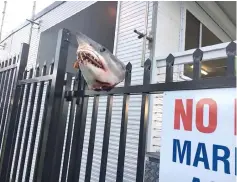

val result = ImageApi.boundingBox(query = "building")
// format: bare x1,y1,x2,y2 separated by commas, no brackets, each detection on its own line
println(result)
0,1,236,181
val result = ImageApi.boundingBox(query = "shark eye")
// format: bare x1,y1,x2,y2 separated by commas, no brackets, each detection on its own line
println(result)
100,47,106,52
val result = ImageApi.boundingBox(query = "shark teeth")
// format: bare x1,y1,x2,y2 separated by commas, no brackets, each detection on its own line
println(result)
79,51,104,69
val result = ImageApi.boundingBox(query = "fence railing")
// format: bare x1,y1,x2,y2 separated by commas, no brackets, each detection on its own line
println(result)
0,28,236,182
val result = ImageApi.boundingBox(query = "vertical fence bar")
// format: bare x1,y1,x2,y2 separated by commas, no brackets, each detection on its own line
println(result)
50,73,73,182
165,54,174,83
18,65,40,182
136,59,151,182
36,28,71,182
24,63,47,182
0,69,6,99
0,43,29,182
32,62,53,181
11,68,33,182
33,77,51,182
99,94,113,182
0,67,9,123
116,62,132,182
0,59,14,144
61,77,76,182
67,74,89,182
85,95,99,181
8,81,26,180
0,69,5,95
192,49,203,80
226,41,236,77
0,59,16,133
0,61,4,89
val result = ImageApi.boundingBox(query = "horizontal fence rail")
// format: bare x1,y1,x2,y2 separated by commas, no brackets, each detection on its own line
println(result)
0,27,236,182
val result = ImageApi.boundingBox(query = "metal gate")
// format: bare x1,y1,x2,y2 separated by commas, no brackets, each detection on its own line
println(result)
0,28,236,182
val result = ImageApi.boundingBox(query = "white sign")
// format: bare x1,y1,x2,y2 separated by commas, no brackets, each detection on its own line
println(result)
159,88,236,182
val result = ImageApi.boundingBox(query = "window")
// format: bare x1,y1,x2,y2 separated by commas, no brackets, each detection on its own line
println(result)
185,11,200,50
185,10,222,50
183,10,226,79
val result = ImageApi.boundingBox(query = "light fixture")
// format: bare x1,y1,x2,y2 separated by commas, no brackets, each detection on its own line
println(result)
190,65,208,75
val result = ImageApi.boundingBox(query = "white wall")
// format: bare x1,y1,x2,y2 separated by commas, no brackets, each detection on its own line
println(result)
150,1,182,152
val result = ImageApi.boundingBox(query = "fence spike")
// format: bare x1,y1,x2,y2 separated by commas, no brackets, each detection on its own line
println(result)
226,41,236,76
35,63,40,77
144,58,151,70
49,61,54,75
9,57,12,66
41,63,47,76
226,41,236,56
126,62,132,71
4,59,8,67
165,54,174,82
192,48,203,80
13,54,17,64
29,67,34,79
12,57,15,65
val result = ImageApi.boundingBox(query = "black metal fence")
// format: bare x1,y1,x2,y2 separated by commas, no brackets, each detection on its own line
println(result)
0,28,236,182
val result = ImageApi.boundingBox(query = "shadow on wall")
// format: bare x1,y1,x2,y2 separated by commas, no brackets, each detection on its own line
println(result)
36,1,117,74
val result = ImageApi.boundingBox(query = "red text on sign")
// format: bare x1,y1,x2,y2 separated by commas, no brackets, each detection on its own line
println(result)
174,98,217,133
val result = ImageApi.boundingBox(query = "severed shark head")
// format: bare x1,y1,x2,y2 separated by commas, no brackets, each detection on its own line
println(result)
73,32,126,91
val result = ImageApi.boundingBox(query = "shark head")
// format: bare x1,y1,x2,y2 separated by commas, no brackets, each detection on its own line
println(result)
73,32,126,91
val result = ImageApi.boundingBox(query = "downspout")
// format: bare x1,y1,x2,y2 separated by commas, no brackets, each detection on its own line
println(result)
141,2,149,67
147,1,158,152
28,1,36,45
0,1,7,42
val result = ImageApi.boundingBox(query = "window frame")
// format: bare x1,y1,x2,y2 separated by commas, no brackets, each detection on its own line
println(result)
179,1,231,52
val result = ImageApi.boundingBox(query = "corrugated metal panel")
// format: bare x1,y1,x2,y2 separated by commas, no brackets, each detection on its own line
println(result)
10,26,31,55
0,25,31,60
27,28,41,69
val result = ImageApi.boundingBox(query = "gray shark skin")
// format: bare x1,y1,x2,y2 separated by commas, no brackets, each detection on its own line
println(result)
73,32,126,91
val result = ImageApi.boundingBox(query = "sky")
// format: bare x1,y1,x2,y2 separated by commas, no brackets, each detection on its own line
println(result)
0,0,54,41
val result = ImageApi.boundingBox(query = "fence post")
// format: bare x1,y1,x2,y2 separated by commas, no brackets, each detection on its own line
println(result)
35,28,71,182
116,62,132,182
0,43,29,182
136,59,151,182
67,73,89,182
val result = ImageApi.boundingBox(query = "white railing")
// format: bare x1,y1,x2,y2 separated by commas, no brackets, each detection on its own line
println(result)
156,41,236,68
